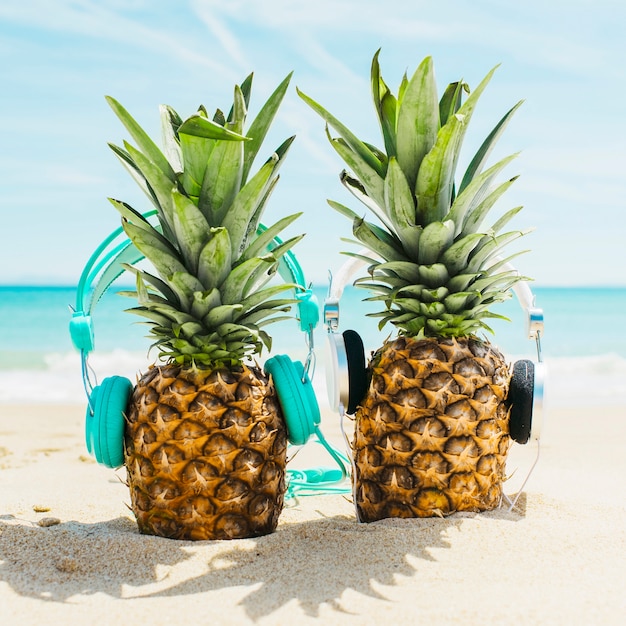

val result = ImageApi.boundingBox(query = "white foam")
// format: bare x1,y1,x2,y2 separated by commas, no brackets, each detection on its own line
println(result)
0,350,152,404
1,350,625,408
540,353,626,408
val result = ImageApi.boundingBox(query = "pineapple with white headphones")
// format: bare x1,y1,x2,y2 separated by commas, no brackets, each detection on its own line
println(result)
300,51,545,521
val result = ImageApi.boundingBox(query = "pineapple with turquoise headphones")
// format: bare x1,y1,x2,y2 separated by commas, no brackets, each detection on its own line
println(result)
70,73,348,542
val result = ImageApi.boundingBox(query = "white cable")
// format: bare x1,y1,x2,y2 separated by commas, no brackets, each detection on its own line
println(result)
338,403,362,523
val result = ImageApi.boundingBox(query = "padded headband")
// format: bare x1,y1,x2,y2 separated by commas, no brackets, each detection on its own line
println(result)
324,249,544,346
70,211,319,356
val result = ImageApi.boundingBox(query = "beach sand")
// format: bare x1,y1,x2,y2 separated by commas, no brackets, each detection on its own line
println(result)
1,400,625,625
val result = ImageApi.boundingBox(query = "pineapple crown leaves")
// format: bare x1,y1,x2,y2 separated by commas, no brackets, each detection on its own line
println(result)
298,51,532,339
106,72,304,368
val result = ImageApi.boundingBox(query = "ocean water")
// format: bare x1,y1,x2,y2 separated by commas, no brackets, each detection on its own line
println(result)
1,284,626,408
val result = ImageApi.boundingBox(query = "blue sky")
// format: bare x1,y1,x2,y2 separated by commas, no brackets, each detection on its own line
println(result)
1,0,625,287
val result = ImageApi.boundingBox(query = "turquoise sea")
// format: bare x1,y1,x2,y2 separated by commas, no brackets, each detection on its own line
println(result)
1,284,626,407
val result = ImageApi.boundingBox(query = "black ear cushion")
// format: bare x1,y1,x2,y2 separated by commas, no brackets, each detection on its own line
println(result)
508,359,535,445
342,330,367,415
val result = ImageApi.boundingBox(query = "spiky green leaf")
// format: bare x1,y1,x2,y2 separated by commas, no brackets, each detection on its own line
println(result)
229,73,253,121
199,128,245,225
463,176,519,235
327,199,361,222
445,152,518,235
460,100,523,193
416,65,498,224
121,263,180,305
353,217,406,262
467,229,531,273
439,81,468,127
177,113,249,142
178,131,215,198
190,288,222,320
374,261,421,283
371,49,398,157
242,72,293,184
221,256,275,305
204,304,243,328
159,104,183,172
383,157,420,254
122,142,177,233
417,220,455,264
120,220,186,283
106,96,176,183
328,131,385,207
223,136,295,257
240,213,302,262
168,272,205,311
197,227,232,291
440,233,484,275
108,143,157,206
396,56,439,192
171,189,211,273
340,170,395,232
418,263,450,288
490,206,524,234
297,87,384,176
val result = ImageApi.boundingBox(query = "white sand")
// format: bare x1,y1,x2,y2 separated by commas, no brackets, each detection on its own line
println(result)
1,401,625,625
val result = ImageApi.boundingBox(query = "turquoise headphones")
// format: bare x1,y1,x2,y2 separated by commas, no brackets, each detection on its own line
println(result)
69,212,349,498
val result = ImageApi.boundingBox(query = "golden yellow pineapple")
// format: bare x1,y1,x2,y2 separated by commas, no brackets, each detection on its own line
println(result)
299,52,530,520
107,73,301,539
355,336,510,519
126,364,287,540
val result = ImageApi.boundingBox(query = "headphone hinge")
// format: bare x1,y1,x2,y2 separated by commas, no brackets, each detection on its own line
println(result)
527,306,544,340
295,289,320,334
324,298,340,332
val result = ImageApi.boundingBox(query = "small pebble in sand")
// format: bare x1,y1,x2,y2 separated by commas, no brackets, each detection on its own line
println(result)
33,505,51,513
37,517,61,527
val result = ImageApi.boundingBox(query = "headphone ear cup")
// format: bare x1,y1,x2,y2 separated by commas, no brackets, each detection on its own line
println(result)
342,330,367,415
508,360,535,445
326,330,367,414
265,355,320,446
86,376,133,468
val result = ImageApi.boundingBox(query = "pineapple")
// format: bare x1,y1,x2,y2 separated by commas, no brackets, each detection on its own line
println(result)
298,52,530,521
106,73,302,540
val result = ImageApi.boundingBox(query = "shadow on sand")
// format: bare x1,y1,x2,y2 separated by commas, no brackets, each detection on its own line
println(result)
0,498,525,621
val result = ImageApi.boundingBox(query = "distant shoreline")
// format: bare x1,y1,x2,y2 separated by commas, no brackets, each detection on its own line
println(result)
2,284,626,290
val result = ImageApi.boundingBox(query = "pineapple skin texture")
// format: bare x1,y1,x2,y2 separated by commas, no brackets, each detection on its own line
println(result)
354,336,511,521
124,363,287,540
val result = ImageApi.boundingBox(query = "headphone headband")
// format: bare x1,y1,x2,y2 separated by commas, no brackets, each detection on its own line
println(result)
73,215,352,499
70,211,319,355
324,250,544,344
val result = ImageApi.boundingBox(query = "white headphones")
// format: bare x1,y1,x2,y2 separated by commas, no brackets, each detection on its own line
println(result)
323,251,545,446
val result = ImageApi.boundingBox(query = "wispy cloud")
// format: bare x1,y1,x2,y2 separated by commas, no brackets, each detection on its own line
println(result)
189,0,456,36
190,3,250,72
188,0,625,78
0,0,235,79
1,0,624,285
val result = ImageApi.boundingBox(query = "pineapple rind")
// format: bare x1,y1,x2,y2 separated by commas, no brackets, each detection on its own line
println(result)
354,336,511,521
125,363,287,540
